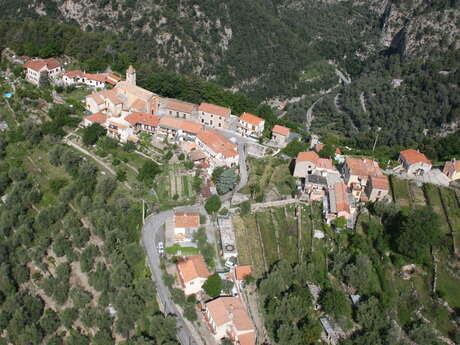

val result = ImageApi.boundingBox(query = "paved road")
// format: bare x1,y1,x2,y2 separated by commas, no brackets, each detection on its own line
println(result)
140,142,250,345
306,96,325,131
142,206,205,345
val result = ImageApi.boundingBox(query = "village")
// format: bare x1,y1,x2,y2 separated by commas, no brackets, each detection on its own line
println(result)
9,55,460,345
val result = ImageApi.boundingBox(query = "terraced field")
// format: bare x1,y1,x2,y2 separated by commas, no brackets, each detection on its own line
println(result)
234,202,326,277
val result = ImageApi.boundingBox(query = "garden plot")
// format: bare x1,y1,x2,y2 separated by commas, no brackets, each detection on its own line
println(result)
233,215,266,277
439,188,460,253
390,176,411,206
234,203,322,277
423,184,450,234
408,181,426,206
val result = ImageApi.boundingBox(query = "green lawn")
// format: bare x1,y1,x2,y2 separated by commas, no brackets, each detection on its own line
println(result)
165,244,199,255
61,87,90,102
438,266,460,309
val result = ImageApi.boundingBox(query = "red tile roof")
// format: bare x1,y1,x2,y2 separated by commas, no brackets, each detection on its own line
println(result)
180,121,203,135
334,183,350,213
197,130,238,158
345,157,382,178
235,265,252,281
64,70,83,78
177,256,211,283
399,149,432,166
24,58,60,72
272,125,290,136
206,297,255,331
198,102,231,117
317,158,334,170
101,90,122,104
130,98,147,111
370,175,389,190
174,212,200,228
165,99,196,113
125,112,160,127
85,112,107,125
127,136,139,143
84,73,107,83
105,73,121,85
240,112,264,126
159,116,184,130
296,151,319,163
443,160,460,175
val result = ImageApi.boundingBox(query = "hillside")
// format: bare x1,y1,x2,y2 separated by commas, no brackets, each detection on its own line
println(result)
235,156,460,345
0,0,378,99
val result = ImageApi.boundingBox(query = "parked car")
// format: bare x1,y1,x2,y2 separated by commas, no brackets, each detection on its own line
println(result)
158,242,164,255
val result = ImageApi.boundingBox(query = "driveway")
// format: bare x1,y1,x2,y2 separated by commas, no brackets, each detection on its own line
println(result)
142,207,205,345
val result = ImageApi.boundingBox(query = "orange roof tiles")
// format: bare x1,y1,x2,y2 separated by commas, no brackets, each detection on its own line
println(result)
177,256,211,283
345,156,382,178
197,130,238,158
85,112,107,124
88,92,104,104
125,112,160,127
25,58,60,71
198,102,231,117
206,297,255,331
235,265,252,281
443,160,460,175
334,183,350,213
272,125,290,136
317,158,334,170
105,73,121,85
101,90,122,104
159,116,184,130
370,175,389,190
130,98,147,111
64,70,83,78
240,112,264,126
174,212,200,229
165,99,196,113
399,149,432,165
296,151,319,163
127,136,139,143
222,149,239,158
181,121,203,135
84,73,106,83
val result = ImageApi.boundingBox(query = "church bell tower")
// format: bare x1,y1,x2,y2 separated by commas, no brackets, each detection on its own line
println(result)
126,65,136,86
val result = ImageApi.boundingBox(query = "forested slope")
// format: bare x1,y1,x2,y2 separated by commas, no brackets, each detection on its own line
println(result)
0,0,380,99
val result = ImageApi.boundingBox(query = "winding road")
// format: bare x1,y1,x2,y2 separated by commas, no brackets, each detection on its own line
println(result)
141,142,249,345
142,207,205,345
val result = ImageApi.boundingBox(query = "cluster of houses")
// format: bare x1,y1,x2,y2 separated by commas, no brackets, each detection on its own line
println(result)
293,148,389,227
171,211,255,345
23,57,121,88
293,146,460,227
22,58,296,174
80,66,293,173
